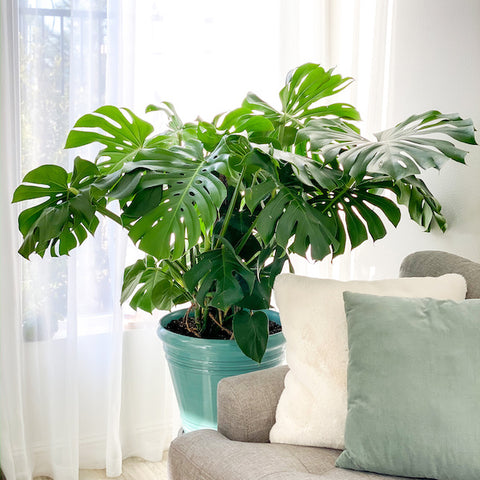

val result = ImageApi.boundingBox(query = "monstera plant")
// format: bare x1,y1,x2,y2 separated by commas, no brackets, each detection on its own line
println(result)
13,63,477,362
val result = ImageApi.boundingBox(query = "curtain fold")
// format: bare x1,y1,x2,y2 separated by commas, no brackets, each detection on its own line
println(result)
0,2,30,479
1,1,179,478
290,0,396,281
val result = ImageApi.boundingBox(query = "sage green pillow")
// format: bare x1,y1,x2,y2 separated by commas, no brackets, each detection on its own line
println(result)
337,292,480,480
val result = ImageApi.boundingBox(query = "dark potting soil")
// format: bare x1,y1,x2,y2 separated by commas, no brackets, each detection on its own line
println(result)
165,317,282,340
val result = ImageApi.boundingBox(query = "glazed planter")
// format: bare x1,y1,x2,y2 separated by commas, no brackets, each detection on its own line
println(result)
158,308,286,432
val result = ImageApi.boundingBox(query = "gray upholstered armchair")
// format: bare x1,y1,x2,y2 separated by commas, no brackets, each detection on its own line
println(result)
168,251,480,480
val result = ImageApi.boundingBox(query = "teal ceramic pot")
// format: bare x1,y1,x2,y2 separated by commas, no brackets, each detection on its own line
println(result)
158,309,286,432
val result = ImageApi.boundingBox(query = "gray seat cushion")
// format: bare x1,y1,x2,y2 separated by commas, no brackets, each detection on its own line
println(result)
168,429,404,479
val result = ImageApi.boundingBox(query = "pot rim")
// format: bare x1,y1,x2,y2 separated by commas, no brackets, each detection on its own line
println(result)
157,308,283,346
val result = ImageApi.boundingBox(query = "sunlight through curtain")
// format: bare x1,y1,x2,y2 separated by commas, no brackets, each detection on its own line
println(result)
1,1,181,478
0,1,335,478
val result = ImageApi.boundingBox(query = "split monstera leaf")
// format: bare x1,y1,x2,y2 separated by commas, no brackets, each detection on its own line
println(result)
13,63,477,362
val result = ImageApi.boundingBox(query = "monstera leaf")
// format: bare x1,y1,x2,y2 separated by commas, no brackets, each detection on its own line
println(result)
146,102,200,146
124,141,227,260
273,150,342,190
395,175,447,232
300,111,477,180
216,64,360,150
279,63,358,121
245,170,340,260
324,185,402,256
13,158,100,258
121,256,190,312
184,239,256,311
64,105,170,172
254,187,338,260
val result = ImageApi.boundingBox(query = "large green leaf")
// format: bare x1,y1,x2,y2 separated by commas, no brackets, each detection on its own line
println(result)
64,105,161,172
184,239,256,311
124,141,227,260
219,65,360,150
146,102,199,145
273,150,342,190
122,257,189,313
279,63,358,120
239,66,359,126
310,175,402,254
300,111,477,180
233,310,268,363
394,175,446,232
255,188,338,260
12,159,100,258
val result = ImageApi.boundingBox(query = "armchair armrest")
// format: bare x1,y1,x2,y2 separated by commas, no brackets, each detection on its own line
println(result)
217,365,289,443
400,250,480,299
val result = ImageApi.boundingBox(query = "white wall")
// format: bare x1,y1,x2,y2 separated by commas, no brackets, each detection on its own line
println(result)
339,0,480,280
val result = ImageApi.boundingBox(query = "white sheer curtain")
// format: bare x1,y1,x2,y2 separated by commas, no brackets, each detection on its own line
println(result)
0,1,26,479
0,1,341,478
323,0,480,280
293,0,480,280
290,0,396,280
1,1,180,479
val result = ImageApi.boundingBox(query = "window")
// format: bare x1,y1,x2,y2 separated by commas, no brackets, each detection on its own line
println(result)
18,0,118,340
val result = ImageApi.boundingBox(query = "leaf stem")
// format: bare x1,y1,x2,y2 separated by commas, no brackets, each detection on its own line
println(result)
165,260,185,282
203,232,211,251
163,260,196,302
321,178,355,213
214,165,246,249
236,180,277,253
245,249,261,266
235,221,256,253
96,204,125,228
209,311,233,337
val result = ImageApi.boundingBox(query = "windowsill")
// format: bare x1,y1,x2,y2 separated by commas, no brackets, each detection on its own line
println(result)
23,312,163,343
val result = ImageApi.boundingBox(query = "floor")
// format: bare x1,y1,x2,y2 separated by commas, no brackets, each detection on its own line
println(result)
81,458,168,480
36,457,168,480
